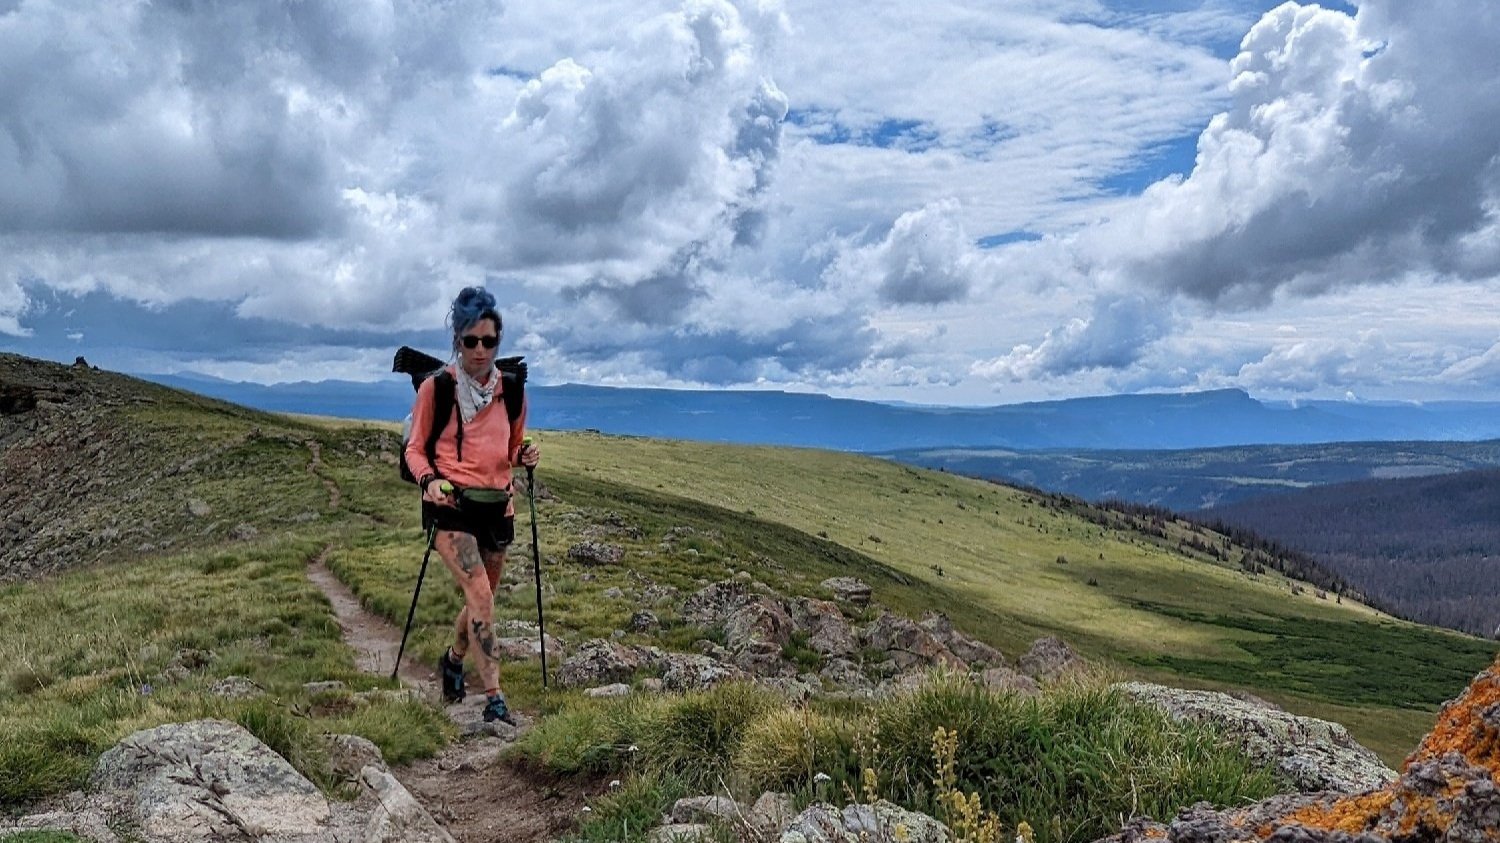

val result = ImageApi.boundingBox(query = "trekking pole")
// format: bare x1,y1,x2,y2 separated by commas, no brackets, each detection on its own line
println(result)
522,436,548,689
392,518,439,681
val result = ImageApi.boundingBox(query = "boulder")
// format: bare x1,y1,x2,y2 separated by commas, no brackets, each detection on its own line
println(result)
780,800,950,843
820,577,871,607
361,766,456,843
209,675,265,700
1016,636,1083,681
919,613,1005,668
657,652,746,692
324,733,386,781
789,598,858,658
820,658,873,693
748,792,796,838
649,824,713,843
979,667,1040,696
584,683,633,698
496,634,565,662
684,580,755,627
567,541,625,566
630,610,662,632
863,612,966,671
671,795,744,824
556,639,645,688
1117,682,1397,793
90,719,333,842
1094,655,1500,843
724,597,796,674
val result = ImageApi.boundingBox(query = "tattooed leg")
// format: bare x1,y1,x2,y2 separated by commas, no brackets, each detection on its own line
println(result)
436,531,489,664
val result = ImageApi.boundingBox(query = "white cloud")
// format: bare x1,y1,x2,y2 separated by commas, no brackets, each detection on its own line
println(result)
972,293,1176,381
1439,341,1500,386
822,200,987,305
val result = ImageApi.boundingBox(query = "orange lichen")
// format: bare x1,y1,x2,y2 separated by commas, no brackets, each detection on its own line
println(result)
1284,791,1395,834
1404,656,1500,775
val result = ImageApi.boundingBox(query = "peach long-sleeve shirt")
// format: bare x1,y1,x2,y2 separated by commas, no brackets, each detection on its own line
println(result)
405,365,527,513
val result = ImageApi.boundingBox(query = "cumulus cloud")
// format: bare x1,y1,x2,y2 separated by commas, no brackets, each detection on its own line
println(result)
971,293,1176,381
1081,0,1500,305
822,200,985,305
1231,330,1397,393
1439,341,1500,386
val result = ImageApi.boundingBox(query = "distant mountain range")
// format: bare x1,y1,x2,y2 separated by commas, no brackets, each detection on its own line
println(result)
140,372,1500,453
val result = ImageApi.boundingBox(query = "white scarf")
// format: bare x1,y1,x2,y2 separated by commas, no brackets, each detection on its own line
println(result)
455,362,499,424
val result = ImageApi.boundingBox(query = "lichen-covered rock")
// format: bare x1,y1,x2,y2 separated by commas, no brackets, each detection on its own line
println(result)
90,719,333,842
979,666,1040,696
362,765,456,843
649,823,713,843
584,683,633,698
789,598,858,658
820,577,872,607
684,580,755,627
748,792,795,837
567,541,625,566
1117,682,1396,793
863,612,966,671
1094,655,1500,843
671,795,744,824
725,597,795,655
1016,636,1082,680
324,733,386,781
919,612,1006,668
780,800,950,843
209,675,265,699
820,658,873,693
657,652,746,692
556,639,645,687
496,633,565,662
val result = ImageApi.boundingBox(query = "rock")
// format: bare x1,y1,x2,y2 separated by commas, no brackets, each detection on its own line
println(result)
649,823,713,843
642,584,681,605
1117,682,1397,793
496,634,565,662
671,795,744,824
781,800,950,843
725,598,796,675
748,792,795,838
567,541,625,566
641,677,666,693
354,688,424,706
557,639,645,688
604,587,625,599
684,580,755,627
630,610,661,632
584,683,633,698
820,577,871,607
324,733,386,781
230,522,258,541
657,652,746,692
209,675,266,699
303,680,347,695
820,658,872,693
186,498,211,518
919,613,1005,668
863,612,966,671
1016,636,1083,681
362,765,456,843
789,598,858,658
1094,655,1500,843
91,719,333,842
979,667,1040,696
760,675,818,701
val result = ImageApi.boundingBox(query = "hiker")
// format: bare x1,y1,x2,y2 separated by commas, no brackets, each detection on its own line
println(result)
403,286,539,724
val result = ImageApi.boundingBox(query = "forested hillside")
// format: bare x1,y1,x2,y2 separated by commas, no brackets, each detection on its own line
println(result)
1205,468,1500,638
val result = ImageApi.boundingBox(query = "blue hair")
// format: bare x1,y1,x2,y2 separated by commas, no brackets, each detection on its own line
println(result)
448,286,501,352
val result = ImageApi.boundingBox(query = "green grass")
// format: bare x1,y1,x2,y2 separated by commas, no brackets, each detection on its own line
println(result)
1,833,89,842
518,675,1286,843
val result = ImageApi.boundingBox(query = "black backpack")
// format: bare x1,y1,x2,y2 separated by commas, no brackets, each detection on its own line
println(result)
392,346,526,484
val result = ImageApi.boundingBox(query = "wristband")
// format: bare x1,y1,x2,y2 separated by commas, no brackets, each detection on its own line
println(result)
418,474,436,493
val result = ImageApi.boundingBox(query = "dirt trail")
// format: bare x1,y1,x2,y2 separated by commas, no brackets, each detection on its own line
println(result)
306,547,588,843
304,440,342,510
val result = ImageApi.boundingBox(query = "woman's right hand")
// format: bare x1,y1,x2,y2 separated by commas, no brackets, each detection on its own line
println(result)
423,478,456,507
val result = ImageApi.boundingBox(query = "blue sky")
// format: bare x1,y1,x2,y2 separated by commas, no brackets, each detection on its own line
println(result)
2,0,1499,405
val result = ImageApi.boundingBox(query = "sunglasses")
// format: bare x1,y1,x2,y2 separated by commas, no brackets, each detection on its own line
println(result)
461,334,499,349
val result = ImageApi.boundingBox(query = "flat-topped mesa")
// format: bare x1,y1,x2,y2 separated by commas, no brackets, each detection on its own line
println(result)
1110,654,1500,843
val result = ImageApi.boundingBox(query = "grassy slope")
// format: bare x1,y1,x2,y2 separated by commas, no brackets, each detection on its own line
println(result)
3,373,1495,809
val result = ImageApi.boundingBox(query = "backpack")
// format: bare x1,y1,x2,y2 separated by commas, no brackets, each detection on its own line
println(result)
391,346,527,484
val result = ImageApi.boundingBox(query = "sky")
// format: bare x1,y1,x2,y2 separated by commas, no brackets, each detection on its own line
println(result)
3,0,1499,406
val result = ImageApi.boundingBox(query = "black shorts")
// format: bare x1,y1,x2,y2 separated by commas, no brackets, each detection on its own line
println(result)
423,497,515,552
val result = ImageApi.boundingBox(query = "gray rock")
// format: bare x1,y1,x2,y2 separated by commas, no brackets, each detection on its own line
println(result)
630,610,662,632
820,658,872,693
604,587,625,599
919,613,1005,668
324,733,386,781
91,719,333,842
649,823,713,843
640,677,666,693
496,634,565,662
789,598,857,658
568,541,625,566
1017,636,1083,681
684,580,755,627
657,652,746,692
781,800,949,843
820,577,871,607
748,792,796,838
209,675,266,699
557,639,645,688
979,667,1040,696
230,522,259,541
671,795,744,824
863,612,966,671
584,683,633,698
361,765,456,843
1117,681,1397,793
186,498,211,518
724,597,796,671
303,680,347,695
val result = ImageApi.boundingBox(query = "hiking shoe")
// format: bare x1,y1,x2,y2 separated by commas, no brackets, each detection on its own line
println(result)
439,649,466,703
482,694,516,725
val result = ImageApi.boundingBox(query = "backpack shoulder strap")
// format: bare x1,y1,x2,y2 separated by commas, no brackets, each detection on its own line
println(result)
425,369,460,467
499,356,527,424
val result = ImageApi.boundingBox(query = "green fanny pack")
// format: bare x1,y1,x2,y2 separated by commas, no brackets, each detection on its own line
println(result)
457,487,511,506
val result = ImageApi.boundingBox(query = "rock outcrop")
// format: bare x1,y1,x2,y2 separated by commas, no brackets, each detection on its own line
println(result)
1099,654,1500,843
1118,682,1396,794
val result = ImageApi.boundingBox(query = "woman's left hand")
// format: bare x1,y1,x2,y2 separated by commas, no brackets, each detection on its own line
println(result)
519,442,540,468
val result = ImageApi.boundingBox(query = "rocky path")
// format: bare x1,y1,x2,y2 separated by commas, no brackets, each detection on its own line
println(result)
306,546,588,843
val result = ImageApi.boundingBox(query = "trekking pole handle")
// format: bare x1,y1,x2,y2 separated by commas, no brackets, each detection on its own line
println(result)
521,436,535,480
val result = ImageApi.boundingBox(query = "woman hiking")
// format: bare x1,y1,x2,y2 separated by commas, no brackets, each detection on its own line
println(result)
404,286,539,724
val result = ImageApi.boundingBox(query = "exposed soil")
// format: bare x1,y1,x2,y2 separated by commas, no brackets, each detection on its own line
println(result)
306,547,590,843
